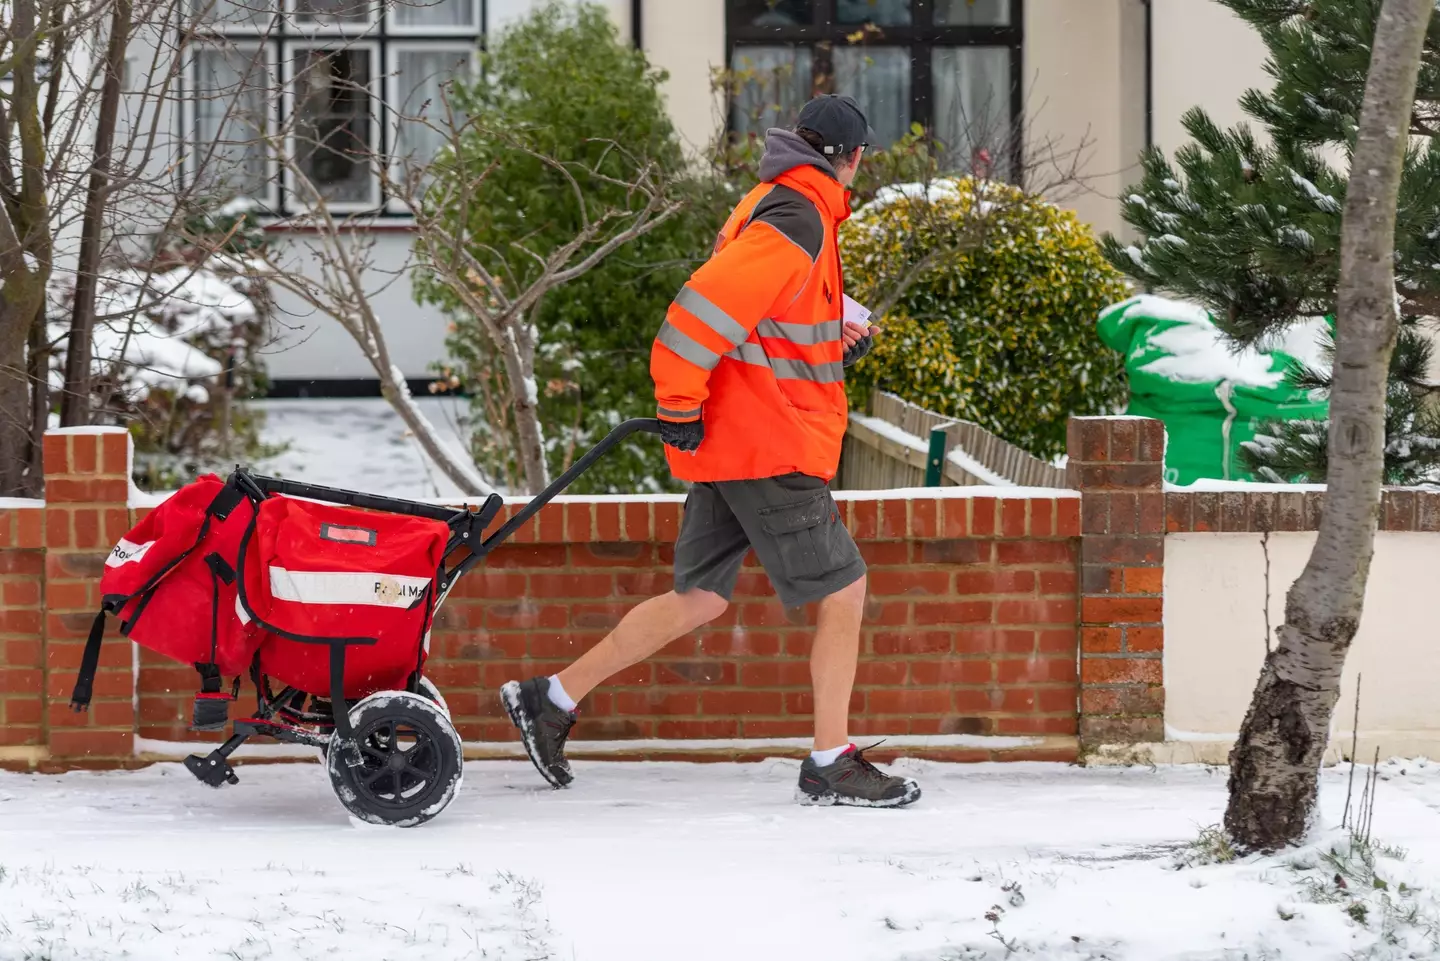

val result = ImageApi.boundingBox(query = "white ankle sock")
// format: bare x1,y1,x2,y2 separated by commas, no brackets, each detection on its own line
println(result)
546,675,578,713
811,744,851,768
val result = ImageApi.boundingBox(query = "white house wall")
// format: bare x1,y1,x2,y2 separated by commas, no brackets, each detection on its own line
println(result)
157,0,1289,382
1149,0,1271,159
263,230,449,381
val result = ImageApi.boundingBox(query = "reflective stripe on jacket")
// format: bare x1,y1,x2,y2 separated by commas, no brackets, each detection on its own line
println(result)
650,130,851,482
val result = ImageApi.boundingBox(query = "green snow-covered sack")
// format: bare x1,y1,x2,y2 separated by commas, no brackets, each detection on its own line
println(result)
1097,295,1329,484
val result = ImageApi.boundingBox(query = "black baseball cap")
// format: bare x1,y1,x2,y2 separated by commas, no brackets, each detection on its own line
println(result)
795,94,876,158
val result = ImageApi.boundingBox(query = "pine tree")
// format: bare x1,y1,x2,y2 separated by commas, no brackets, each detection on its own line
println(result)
1102,0,1440,484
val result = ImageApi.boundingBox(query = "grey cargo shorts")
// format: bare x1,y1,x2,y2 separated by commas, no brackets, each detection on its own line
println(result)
672,472,867,609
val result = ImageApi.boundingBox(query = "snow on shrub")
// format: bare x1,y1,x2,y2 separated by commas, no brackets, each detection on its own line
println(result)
47,253,272,487
841,177,1132,460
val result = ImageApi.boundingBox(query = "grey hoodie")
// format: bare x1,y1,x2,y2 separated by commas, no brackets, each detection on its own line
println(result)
757,128,838,183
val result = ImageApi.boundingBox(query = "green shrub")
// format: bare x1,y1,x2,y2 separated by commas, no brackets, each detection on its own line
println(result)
842,177,1131,459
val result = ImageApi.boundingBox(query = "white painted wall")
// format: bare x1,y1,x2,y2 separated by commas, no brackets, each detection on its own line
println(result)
246,0,1287,378
643,0,725,156
1162,532,1440,763
263,232,452,381
1149,0,1271,159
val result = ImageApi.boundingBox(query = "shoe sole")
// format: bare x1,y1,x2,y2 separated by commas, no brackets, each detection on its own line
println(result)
499,682,569,790
794,784,922,809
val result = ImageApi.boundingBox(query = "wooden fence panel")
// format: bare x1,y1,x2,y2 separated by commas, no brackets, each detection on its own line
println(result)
838,391,1069,491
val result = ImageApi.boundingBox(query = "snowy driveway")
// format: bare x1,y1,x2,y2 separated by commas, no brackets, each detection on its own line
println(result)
4,759,1440,960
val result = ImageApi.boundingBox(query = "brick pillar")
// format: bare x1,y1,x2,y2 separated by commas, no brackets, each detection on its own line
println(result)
0,505,45,760
1069,416,1166,746
43,427,136,764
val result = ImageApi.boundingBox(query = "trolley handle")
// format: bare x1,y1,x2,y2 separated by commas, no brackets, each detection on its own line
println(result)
479,417,661,552
240,473,472,523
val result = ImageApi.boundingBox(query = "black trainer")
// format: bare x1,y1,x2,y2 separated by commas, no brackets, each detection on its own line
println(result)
500,677,576,788
796,744,921,808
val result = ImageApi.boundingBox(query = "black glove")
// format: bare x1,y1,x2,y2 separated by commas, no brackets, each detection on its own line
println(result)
843,334,874,368
660,418,705,453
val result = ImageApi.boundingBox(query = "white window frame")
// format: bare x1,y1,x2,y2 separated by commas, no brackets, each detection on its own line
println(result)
185,0,483,217
191,0,278,37
185,41,281,210
386,0,481,37
282,38,383,212
384,40,477,213
284,0,378,38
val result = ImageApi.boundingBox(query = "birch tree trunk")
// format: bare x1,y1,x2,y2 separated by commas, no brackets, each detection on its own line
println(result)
497,320,548,495
1224,0,1433,852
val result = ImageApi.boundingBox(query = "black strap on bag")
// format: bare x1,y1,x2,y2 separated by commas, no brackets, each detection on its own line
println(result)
191,662,241,731
190,553,241,731
70,477,251,713
68,610,111,711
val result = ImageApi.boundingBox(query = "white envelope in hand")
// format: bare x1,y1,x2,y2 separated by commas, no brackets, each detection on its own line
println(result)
842,294,873,329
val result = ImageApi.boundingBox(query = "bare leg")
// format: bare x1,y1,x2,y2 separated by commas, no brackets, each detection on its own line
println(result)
557,590,729,702
810,576,867,751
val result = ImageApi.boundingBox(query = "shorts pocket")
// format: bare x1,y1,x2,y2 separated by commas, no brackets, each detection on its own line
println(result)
758,493,833,581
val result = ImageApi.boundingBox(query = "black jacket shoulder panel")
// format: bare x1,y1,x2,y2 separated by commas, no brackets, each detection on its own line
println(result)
744,185,824,262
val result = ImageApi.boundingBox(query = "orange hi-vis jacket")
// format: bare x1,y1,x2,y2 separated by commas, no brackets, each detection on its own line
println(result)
651,130,852,483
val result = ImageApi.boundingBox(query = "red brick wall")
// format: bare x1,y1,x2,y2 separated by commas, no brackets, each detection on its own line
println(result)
421,494,1081,761
0,505,44,752
7,419,1221,769
1069,418,1166,744
0,428,139,769
126,494,1081,762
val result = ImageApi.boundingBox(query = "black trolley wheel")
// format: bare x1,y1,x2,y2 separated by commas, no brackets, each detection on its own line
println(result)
325,690,463,827
318,677,448,759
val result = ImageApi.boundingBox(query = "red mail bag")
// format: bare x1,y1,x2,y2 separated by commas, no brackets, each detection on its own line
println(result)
72,473,262,724
238,496,449,699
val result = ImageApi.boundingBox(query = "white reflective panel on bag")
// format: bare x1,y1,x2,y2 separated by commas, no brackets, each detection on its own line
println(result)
235,594,251,625
268,567,430,608
106,537,155,568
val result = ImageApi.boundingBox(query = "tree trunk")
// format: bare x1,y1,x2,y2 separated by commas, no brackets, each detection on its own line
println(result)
1224,0,1433,852
497,322,549,496
0,280,45,496
25,300,49,495
60,0,133,426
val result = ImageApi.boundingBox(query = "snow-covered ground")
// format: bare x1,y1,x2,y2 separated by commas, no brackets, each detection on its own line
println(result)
5,759,1440,960
252,397,476,498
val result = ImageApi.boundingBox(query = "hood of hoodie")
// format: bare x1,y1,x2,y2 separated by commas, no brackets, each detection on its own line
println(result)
758,128,835,183
757,128,851,225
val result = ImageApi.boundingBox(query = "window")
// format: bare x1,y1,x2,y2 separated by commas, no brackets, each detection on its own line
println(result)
192,45,275,202
187,0,478,215
726,0,1022,173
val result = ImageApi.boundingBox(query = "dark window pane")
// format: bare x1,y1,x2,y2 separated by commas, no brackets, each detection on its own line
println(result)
728,0,813,27
729,45,814,138
293,48,376,204
935,0,1009,26
933,46,1012,175
836,0,910,25
832,46,910,146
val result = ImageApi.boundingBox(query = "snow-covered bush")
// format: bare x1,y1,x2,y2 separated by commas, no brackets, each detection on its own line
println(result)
47,210,274,488
842,177,1131,460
